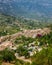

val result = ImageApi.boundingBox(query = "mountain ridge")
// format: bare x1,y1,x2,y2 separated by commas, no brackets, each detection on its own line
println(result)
0,0,52,19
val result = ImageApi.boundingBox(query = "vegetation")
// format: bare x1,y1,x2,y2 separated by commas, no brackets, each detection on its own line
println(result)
31,47,52,65
16,45,30,58
0,47,52,65
35,32,52,46
0,49,16,62
0,13,20,36
0,13,52,37
17,17,52,29
0,13,52,65
14,36,35,45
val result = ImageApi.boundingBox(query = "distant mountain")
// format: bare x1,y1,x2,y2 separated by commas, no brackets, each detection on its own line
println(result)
0,0,52,19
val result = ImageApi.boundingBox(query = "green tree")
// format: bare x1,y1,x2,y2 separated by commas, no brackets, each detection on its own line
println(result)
0,49,16,62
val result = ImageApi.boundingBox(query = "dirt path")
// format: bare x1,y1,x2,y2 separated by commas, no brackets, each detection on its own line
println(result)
15,53,32,64
2,62,14,65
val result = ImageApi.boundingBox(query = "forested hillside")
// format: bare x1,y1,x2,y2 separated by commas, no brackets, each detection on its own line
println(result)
0,13,52,36
0,13,20,36
0,0,52,19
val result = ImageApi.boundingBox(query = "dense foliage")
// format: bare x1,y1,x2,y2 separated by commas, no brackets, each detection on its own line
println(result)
16,45,30,58
35,32,52,46
14,36,35,45
0,49,16,62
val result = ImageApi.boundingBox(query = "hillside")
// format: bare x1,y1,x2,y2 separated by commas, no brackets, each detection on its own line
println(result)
0,13,21,36
0,0,52,65
0,14,52,65
0,13,52,36
0,0,52,19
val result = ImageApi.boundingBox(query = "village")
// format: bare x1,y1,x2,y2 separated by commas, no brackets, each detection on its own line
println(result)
0,28,51,63
0,28,50,50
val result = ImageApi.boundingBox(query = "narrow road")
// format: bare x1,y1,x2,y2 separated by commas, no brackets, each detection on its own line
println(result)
15,53,32,64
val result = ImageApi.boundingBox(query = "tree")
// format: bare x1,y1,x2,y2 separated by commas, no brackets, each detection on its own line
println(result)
16,46,30,58
0,49,16,62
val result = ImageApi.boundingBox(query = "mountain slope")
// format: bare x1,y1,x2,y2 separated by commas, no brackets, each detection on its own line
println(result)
0,13,21,36
0,0,52,19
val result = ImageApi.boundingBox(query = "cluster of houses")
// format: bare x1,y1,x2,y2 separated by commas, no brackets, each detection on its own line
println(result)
22,28,50,38
23,41,42,56
9,40,42,57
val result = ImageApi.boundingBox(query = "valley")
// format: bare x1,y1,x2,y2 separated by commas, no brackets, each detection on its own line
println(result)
0,0,52,65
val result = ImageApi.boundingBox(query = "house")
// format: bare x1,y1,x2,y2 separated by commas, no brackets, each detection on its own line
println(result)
37,33,42,37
